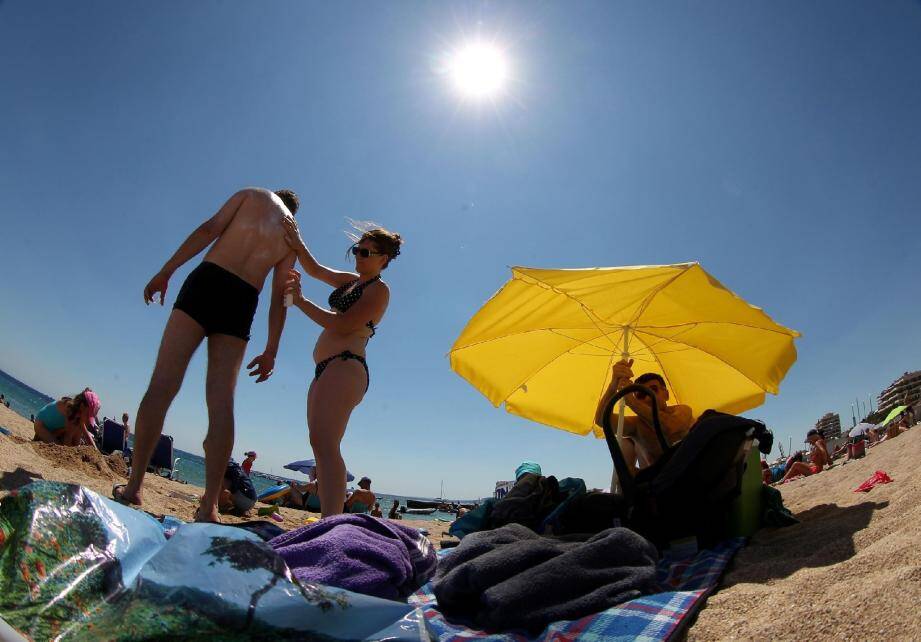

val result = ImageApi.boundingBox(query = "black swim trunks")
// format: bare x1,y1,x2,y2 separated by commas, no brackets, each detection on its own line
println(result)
174,261,258,341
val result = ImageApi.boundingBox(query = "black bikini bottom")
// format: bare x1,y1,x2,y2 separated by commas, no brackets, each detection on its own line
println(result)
314,351,369,390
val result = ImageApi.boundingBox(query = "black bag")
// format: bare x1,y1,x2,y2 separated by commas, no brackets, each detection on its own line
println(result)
489,473,562,531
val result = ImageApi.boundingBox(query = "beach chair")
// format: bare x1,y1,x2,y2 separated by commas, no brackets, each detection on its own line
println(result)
99,419,128,455
600,384,772,548
149,434,174,476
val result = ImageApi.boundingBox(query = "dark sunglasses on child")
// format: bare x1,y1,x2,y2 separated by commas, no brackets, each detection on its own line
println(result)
351,245,385,258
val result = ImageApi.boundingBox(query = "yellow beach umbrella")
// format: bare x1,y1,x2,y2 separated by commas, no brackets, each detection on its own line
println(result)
450,263,800,438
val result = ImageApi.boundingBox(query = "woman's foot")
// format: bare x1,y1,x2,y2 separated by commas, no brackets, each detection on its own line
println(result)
112,484,142,507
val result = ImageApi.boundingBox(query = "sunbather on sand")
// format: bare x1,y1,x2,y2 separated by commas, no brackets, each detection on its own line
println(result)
345,476,376,513
781,429,831,482
33,388,101,449
282,218,402,518
594,359,695,475
114,188,299,522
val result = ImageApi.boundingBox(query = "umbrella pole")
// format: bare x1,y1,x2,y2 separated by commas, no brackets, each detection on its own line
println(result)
611,328,631,494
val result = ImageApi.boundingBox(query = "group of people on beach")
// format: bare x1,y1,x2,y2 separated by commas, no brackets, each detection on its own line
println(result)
765,405,916,485
99,187,402,523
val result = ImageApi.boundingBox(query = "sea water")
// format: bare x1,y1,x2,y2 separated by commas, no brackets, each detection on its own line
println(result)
0,368,463,521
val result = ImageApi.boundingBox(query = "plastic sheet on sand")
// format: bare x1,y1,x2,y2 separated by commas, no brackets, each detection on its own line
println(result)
0,481,425,640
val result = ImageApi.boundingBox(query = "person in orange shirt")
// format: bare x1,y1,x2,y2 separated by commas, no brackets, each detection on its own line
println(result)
241,451,257,476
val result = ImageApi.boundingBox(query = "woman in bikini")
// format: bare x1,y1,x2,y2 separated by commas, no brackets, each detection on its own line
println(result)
33,388,101,449
281,217,402,518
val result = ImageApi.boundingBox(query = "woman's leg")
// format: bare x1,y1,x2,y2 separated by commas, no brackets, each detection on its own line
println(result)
33,420,57,443
307,359,366,519
781,461,812,482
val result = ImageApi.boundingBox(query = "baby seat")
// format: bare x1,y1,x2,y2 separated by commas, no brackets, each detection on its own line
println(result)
601,384,772,548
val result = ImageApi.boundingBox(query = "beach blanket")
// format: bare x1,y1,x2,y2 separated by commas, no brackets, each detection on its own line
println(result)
0,481,426,640
433,523,659,632
411,537,745,641
269,512,437,600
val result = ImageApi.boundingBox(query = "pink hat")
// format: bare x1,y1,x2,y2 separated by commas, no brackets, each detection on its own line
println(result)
83,389,101,426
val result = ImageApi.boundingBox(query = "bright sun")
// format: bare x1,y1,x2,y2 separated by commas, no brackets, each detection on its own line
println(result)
449,42,509,100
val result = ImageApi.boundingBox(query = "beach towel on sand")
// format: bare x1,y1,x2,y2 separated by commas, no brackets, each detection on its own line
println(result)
433,523,659,632
269,513,437,600
412,537,745,641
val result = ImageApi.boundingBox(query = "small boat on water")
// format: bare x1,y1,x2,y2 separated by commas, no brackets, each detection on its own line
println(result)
401,507,438,515
406,499,441,509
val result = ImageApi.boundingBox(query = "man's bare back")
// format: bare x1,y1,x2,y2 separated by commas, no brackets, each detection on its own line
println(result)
204,188,294,290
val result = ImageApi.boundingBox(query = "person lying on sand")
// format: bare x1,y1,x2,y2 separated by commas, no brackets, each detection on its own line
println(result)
781,429,831,482
33,388,100,450
594,359,695,475
113,188,299,523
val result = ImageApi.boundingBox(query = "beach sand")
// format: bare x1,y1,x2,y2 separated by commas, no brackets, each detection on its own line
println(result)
0,404,453,542
689,426,921,640
6,401,920,638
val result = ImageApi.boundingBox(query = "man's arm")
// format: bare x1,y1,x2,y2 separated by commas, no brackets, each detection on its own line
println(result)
144,190,249,304
246,252,296,383
593,359,635,428
628,400,694,443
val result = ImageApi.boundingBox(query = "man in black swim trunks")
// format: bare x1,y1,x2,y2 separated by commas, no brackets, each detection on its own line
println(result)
114,188,299,523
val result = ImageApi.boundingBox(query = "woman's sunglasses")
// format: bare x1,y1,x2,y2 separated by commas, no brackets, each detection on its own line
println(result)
351,245,385,258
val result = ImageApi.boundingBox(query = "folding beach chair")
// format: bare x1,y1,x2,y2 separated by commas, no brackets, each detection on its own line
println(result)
99,419,128,455
149,434,174,476
600,384,772,548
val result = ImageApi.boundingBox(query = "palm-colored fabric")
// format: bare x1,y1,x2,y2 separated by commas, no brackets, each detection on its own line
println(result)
450,263,800,437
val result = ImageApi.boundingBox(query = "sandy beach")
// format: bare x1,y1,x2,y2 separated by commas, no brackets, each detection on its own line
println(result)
0,404,454,542
690,425,921,640
4,401,921,638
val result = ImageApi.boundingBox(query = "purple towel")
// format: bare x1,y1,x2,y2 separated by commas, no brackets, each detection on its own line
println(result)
269,513,437,600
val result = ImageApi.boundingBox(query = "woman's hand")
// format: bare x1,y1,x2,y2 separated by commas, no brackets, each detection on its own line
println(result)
284,269,304,304
282,216,308,255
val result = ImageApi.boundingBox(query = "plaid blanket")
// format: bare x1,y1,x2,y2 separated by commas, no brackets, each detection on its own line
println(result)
409,537,745,642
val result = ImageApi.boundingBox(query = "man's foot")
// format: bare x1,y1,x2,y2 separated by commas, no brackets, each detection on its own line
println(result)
112,484,142,507
194,504,221,524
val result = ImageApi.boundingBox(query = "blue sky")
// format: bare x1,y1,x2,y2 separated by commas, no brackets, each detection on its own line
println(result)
1,1,920,498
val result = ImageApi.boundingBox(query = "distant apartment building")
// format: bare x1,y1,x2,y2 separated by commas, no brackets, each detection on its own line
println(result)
877,371,921,413
815,412,842,439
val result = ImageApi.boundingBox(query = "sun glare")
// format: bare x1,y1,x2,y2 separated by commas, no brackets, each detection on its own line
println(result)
449,42,509,100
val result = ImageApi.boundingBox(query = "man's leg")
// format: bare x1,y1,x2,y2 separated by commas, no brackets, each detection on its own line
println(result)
196,333,247,522
121,310,205,504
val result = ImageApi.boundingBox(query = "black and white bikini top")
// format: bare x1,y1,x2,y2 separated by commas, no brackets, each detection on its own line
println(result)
328,275,381,337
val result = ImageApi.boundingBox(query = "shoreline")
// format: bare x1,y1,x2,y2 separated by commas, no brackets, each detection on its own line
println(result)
0,404,454,541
